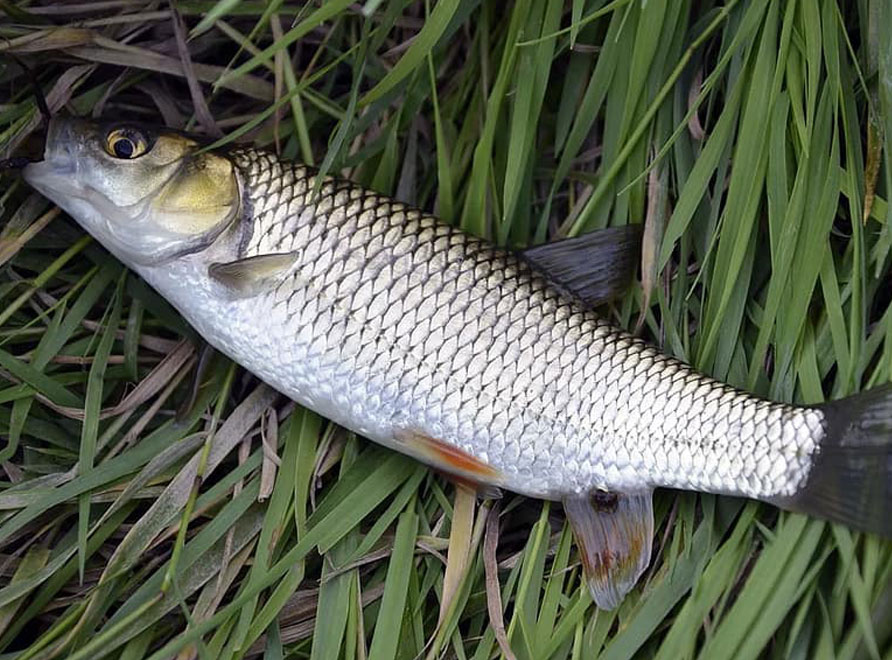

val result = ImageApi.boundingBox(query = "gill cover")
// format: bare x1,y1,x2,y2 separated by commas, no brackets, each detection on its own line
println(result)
151,143,240,241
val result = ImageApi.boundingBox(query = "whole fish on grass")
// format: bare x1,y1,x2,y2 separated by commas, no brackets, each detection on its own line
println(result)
22,117,892,609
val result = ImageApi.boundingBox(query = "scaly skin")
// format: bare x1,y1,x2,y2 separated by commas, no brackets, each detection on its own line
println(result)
132,147,825,502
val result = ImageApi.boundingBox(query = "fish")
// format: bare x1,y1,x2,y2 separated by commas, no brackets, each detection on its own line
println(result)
22,116,892,609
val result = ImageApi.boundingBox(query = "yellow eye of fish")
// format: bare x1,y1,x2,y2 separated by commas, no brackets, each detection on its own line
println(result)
106,129,148,159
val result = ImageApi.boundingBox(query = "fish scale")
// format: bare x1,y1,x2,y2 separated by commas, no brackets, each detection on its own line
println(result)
199,147,825,500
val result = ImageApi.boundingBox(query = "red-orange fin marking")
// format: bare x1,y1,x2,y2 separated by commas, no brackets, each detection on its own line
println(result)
394,429,503,492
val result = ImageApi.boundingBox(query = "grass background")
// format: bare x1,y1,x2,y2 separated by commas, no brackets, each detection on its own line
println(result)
0,0,891,657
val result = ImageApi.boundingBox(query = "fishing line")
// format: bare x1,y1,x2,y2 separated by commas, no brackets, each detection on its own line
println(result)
0,156,33,170
0,55,52,170
7,53,52,122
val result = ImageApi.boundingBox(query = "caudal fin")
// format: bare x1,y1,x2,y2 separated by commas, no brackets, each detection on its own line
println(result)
783,384,892,538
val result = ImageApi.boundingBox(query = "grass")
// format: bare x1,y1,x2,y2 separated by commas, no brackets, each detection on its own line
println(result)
0,0,891,658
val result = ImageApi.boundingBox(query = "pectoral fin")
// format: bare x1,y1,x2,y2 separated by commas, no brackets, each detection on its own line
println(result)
521,225,642,306
208,252,297,297
563,489,654,610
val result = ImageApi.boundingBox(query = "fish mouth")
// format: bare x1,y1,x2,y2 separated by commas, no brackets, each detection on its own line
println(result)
22,117,84,195
23,158,80,197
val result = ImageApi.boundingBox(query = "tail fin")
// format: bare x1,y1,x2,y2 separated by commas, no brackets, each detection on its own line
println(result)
783,384,892,538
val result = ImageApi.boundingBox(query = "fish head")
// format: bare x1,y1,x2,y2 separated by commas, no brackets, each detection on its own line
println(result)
24,117,239,265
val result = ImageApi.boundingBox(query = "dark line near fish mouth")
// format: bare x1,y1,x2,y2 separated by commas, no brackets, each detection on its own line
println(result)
0,157,37,170
7,54,52,123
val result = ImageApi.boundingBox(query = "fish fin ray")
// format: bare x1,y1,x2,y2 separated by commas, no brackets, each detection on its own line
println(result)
208,252,297,297
393,429,502,493
774,384,892,538
563,489,654,610
448,475,503,500
521,225,642,307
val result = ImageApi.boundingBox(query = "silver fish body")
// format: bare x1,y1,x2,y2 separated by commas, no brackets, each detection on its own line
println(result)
136,148,823,501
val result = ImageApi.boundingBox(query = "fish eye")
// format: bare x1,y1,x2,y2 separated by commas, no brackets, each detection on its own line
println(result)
105,128,148,159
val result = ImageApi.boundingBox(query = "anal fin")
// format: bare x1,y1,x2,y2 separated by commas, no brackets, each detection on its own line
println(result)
563,489,654,610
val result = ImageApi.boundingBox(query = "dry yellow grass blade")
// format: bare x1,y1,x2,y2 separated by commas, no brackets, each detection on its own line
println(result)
437,483,476,627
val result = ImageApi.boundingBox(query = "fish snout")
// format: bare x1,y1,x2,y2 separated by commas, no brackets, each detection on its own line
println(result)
21,116,95,192
44,115,93,164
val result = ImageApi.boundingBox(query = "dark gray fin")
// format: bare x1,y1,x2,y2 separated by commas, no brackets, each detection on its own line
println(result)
563,489,654,610
521,225,642,307
777,384,892,538
208,252,297,297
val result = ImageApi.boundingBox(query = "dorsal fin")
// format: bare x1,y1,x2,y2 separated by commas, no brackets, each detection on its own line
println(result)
563,489,654,609
521,225,642,307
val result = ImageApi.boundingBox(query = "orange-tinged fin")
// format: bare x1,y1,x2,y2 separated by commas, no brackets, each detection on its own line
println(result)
563,489,654,610
393,429,503,493
446,474,503,500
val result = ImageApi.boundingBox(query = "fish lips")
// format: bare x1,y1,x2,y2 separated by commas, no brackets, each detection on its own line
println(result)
23,159,79,197
23,117,85,196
